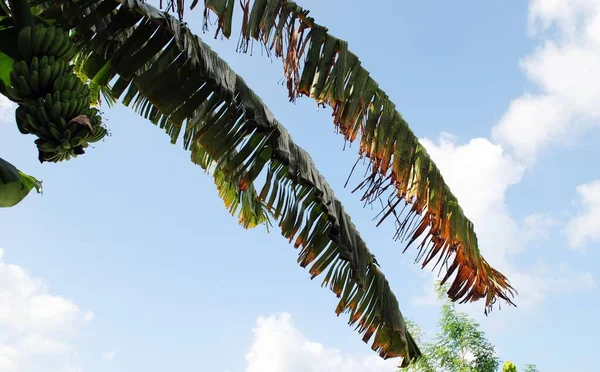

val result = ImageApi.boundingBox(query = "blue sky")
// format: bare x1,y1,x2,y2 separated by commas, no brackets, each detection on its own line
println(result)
1,0,599,371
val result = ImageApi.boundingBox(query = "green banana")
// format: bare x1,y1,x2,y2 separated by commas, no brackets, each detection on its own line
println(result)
61,100,71,119
79,97,89,113
46,28,65,56
18,26,32,60
49,61,61,82
31,25,47,56
70,136,82,147
53,76,65,92
60,90,70,101
10,63,23,88
61,139,70,150
30,57,39,74
55,36,74,60
10,62,28,91
49,101,61,123
87,125,106,142
68,98,79,119
39,55,49,69
19,61,31,84
64,75,76,91
37,126,54,142
10,70,21,89
25,113,41,132
15,107,30,134
4,86,24,103
39,140,59,152
39,26,55,56
37,106,52,127
52,91,61,105
43,93,53,106
39,65,52,90
20,60,30,74
63,129,72,142
29,71,40,95
48,125,62,141
17,76,34,98
58,117,69,131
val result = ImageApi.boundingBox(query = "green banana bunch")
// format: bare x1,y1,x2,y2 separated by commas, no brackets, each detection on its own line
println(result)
7,24,107,163
18,24,76,61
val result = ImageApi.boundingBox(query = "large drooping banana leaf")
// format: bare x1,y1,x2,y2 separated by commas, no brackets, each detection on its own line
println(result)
194,0,517,312
28,0,420,364
0,157,42,207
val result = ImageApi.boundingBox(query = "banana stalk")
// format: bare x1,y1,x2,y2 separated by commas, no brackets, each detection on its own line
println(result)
7,0,35,32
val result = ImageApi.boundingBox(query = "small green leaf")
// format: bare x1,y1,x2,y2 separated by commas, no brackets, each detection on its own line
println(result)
0,158,42,208
0,51,14,93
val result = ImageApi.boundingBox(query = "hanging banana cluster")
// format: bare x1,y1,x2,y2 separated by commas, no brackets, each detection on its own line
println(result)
6,24,107,163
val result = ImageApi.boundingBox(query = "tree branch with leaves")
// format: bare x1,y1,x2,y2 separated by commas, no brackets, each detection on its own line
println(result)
404,283,539,371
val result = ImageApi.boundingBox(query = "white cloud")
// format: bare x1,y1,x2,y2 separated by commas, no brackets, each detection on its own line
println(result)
420,134,525,263
246,313,399,372
565,180,600,249
523,212,558,242
0,248,91,372
528,0,599,37
82,311,95,323
492,0,600,164
419,134,525,217
412,283,439,307
511,261,596,307
0,95,15,123
415,0,600,309
418,135,594,309
103,351,116,361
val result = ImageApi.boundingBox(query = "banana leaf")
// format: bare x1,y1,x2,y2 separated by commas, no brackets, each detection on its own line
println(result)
38,0,421,364
0,157,42,207
200,0,516,313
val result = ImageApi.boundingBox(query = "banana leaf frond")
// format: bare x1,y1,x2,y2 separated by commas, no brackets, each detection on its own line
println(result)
201,0,516,313
44,0,421,364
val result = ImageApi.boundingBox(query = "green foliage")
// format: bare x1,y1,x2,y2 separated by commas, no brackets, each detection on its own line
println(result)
0,157,42,207
403,283,499,372
503,361,517,372
0,51,13,89
403,283,541,371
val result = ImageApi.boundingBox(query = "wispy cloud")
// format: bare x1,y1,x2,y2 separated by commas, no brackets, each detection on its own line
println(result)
565,180,600,250
246,313,399,372
492,0,600,164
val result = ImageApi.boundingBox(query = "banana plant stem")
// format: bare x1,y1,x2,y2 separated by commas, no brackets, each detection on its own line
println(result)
8,0,35,31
